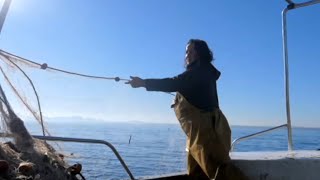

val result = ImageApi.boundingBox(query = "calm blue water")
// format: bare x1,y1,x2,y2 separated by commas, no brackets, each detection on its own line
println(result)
24,122,320,180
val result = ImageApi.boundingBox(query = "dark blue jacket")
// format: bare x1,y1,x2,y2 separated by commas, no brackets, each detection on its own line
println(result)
145,60,221,111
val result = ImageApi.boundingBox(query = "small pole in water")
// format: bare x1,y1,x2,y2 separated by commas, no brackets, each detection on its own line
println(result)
129,135,132,144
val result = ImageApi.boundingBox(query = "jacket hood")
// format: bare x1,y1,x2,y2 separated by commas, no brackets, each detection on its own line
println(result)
210,64,221,80
187,60,221,80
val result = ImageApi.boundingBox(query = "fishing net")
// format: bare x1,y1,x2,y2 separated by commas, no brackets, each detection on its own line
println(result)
0,51,49,136
0,50,87,179
0,49,185,179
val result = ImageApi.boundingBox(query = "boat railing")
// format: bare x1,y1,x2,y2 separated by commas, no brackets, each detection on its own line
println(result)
0,132,135,180
230,124,287,152
282,0,320,151
231,0,320,153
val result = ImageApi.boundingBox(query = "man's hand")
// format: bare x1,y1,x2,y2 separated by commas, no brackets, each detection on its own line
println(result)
125,76,146,88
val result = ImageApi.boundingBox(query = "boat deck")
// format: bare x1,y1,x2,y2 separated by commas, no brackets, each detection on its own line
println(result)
142,150,320,180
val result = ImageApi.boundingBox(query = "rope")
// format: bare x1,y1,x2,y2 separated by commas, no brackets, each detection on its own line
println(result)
212,165,220,180
0,50,129,82
0,50,175,96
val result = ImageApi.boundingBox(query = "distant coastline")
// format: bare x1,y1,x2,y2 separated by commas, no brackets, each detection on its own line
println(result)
22,116,320,129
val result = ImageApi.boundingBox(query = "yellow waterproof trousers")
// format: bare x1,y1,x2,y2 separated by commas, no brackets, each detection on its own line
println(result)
173,93,249,180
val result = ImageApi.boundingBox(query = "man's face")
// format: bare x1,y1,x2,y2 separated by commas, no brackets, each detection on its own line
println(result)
185,43,197,65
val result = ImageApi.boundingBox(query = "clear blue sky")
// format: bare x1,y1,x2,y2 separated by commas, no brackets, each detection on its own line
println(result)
0,0,319,127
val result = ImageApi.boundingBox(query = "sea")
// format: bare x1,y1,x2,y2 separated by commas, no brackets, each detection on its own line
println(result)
22,121,320,180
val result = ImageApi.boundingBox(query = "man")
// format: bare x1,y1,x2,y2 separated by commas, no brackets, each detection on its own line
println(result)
126,39,249,180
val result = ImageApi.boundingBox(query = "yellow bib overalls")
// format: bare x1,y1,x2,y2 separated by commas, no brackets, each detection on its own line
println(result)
173,93,249,180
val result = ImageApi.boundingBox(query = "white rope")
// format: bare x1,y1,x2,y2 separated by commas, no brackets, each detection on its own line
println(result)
212,165,220,180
